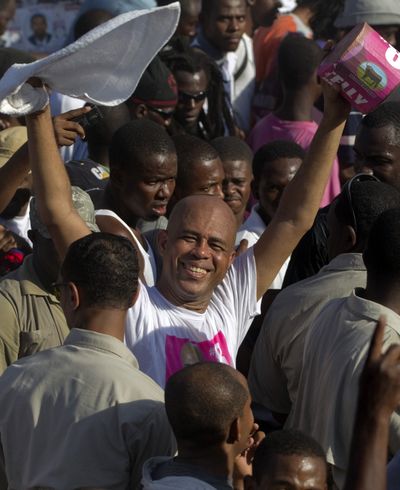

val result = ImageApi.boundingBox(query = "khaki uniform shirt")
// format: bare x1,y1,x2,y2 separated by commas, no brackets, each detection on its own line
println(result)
0,328,176,490
0,255,69,373
286,292,400,489
248,253,366,414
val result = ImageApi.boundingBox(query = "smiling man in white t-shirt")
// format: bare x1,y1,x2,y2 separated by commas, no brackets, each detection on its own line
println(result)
24,79,350,387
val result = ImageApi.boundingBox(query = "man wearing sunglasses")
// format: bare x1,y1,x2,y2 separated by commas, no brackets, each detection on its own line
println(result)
249,174,400,427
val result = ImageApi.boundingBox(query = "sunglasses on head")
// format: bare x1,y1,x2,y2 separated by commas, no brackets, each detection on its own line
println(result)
342,173,379,233
147,105,175,120
178,90,207,103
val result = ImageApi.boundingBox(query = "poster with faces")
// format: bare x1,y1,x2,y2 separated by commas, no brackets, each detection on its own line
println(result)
4,0,82,54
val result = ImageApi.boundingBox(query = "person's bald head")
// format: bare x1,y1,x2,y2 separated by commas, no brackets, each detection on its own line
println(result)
165,362,250,447
158,195,237,310
168,194,237,249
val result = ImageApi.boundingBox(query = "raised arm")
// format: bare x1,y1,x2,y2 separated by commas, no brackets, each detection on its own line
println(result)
25,100,91,259
344,317,400,490
253,82,350,299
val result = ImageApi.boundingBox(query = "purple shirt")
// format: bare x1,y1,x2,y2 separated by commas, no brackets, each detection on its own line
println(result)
248,113,341,207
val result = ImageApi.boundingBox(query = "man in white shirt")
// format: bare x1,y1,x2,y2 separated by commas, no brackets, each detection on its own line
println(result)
25,78,350,387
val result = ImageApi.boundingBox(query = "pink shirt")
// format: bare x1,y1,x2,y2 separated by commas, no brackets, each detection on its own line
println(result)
248,113,341,207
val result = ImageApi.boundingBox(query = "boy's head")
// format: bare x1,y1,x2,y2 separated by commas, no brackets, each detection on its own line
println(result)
212,136,253,223
246,429,328,490
278,34,323,101
252,140,304,222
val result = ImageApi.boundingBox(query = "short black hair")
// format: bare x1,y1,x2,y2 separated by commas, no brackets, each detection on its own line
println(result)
109,119,176,174
61,232,139,309
278,34,323,91
85,104,130,146
173,134,220,188
253,140,305,182
165,362,249,447
31,13,46,24
364,207,400,284
201,0,246,16
361,102,400,143
335,180,400,248
157,0,199,15
211,136,253,165
253,430,327,484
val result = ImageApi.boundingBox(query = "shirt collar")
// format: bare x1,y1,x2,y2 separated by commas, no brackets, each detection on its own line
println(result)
240,205,267,236
320,253,366,274
64,328,139,369
347,290,400,336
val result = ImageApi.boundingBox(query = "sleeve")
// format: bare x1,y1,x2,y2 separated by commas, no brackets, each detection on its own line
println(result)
216,248,261,348
125,281,150,348
0,291,20,374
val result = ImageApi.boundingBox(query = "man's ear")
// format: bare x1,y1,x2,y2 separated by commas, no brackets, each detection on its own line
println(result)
133,103,148,120
345,224,357,252
67,282,80,311
227,417,240,444
157,229,169,257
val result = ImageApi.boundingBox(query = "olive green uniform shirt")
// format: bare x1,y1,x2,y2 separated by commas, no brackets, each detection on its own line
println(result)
0,255,69,373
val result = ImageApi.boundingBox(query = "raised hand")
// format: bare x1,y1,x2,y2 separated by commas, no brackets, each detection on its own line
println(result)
53,106,91,147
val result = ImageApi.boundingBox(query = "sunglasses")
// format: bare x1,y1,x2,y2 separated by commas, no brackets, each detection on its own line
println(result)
147,105,175,120
342,173,379,233
178,90,207,103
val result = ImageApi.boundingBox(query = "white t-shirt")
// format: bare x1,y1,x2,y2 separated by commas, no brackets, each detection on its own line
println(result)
126,249,260,387
0,199,32,247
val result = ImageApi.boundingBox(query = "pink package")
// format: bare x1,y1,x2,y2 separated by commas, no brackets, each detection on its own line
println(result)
318,23,400,113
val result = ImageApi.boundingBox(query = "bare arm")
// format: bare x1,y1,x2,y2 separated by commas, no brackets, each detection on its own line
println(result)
253,83,350,299
344,317,400,490
25,103,91,259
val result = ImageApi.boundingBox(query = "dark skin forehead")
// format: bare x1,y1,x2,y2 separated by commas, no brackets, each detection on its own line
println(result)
123,152,177,179
209,0,247,16
174,69,209,92
355,124,400,154
184,157,224,187
260,454,327,490
261,157,302,182
223,159,252,179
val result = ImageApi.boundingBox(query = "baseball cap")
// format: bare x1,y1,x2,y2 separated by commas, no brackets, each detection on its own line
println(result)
129,55,177,108
30,186,100,238
0,126,27,168
65,159,109,191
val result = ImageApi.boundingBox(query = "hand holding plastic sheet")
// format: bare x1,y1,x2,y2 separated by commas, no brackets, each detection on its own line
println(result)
0,3,180,115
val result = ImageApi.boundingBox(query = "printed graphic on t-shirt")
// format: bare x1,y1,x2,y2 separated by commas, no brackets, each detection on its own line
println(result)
165,331,233,382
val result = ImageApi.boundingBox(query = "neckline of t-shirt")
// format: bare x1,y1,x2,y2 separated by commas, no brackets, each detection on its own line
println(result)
151,286,208,319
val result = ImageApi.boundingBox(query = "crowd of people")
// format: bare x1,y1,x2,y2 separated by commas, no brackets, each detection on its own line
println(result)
0,0,399,488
